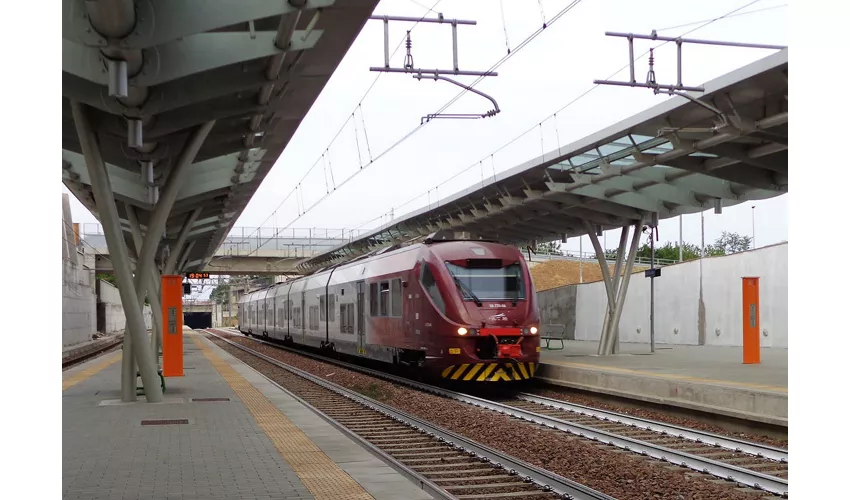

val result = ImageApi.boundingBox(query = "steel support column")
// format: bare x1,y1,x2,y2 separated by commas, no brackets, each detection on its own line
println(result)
164,208,202,274
133,122,215,310
604,222,642,355
584,222,617,355
584,221,643,355
125,203,165,362
69,100,162,402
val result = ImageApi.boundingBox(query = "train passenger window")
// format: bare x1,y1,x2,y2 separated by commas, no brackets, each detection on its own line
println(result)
293,307,301,327
347,304,355,333
340,304,347,333
320,296,326,321
379,281,389,317
370,283,378,316
420,263,446,314
328,294,335,322
391,279,402,316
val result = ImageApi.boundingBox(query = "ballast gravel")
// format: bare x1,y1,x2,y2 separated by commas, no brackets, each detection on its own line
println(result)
209,333,769,500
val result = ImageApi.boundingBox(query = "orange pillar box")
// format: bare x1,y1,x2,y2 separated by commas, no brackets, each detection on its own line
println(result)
742,277,760,365
161,275,184,377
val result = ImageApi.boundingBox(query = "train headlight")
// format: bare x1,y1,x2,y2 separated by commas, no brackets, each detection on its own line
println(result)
530,326,538,335
457,327,468,336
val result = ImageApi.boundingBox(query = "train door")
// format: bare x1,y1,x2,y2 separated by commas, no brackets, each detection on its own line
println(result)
300,291,306,343
356,281,365,354
412,267,423,344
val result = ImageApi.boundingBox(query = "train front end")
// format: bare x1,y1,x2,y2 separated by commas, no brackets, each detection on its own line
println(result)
418,231,541,384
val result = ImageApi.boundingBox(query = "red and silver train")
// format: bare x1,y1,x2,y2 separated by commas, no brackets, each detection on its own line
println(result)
238,230,541,383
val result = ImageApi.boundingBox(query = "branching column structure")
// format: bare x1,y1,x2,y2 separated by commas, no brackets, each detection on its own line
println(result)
70,101,163,402
583,220,643,356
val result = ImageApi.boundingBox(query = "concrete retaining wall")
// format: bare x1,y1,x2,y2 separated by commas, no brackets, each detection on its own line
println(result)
537,243,788,348
62,258,97,347
96,280,153,334
62,193,97,348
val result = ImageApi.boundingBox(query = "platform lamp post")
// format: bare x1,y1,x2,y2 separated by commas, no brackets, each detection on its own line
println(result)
751,205,756,249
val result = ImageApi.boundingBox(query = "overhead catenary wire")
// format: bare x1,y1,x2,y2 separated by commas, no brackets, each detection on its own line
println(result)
352,0,779,229
246,0,590,259
234,0,445,246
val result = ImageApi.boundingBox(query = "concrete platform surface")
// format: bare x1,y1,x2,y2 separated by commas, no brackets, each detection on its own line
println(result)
537,340,788,426
62,332,434,500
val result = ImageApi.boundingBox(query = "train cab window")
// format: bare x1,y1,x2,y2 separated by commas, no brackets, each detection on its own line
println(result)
391,279,402,316
370,283,378,316
420,263,446,314
445,261,526,301
379,282,390,316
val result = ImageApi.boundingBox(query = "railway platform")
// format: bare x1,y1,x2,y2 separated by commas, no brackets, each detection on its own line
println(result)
62,331,434,500
537,341,787,427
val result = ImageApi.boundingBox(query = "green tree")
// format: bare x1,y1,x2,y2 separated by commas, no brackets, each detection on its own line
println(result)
535,240,562,255
711,231,752,255
210,280,231,305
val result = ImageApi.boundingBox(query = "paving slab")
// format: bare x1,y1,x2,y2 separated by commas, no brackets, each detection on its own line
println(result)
62,332,434,500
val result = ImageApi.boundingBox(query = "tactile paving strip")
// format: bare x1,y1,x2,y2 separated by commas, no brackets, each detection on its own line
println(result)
191,335,375,500
62,352,122,391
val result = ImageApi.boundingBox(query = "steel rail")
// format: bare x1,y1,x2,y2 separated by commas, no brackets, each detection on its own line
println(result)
210,333,455,500
517,393,788,462
62,336,125,369
207,330,615,500
217,330,789,497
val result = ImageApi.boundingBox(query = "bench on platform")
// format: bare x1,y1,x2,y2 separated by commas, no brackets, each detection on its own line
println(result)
541,324,566,350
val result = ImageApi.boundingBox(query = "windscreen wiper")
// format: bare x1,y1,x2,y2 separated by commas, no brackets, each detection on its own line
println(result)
453,276,483,307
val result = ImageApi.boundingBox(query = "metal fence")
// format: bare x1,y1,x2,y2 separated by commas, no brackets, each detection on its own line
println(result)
80,224,365,257
526,250,680,268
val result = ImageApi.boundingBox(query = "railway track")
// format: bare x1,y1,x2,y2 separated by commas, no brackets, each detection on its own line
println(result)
62,336,124,369
213,328,789,497
206,330,614,500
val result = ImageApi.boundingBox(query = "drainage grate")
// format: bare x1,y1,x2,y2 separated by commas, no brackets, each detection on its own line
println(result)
141,419,189,426
192,398,230,402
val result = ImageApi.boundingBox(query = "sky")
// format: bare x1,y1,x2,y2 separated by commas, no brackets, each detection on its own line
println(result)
64,0,789,259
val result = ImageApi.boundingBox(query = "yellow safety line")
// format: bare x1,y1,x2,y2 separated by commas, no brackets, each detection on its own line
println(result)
542,360,788,393
62,352,122,391
192,336,375,500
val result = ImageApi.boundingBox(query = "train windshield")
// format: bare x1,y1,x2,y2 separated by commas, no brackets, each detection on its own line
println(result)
445,261,526,302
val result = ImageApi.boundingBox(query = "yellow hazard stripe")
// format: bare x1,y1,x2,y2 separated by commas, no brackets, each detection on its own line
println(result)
517,362,529,379
476,363,498,381
462,363,484,381
450,364,470,380
489,367,512,382
441,365,454,378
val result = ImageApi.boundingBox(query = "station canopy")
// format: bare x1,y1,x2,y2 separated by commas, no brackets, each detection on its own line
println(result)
298,49,788,273
62,0,380,272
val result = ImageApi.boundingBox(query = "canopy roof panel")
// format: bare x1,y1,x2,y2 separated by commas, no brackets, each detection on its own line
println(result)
62,0,380,272
298,48,788,273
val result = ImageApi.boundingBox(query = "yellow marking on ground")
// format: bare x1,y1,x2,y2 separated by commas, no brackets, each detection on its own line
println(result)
541,360,787,393
441,365,454,378
476,363,498,381
192,336,374,500
62,352,122,391
517,362,530,379
463,363,484,381
450,363,470,380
